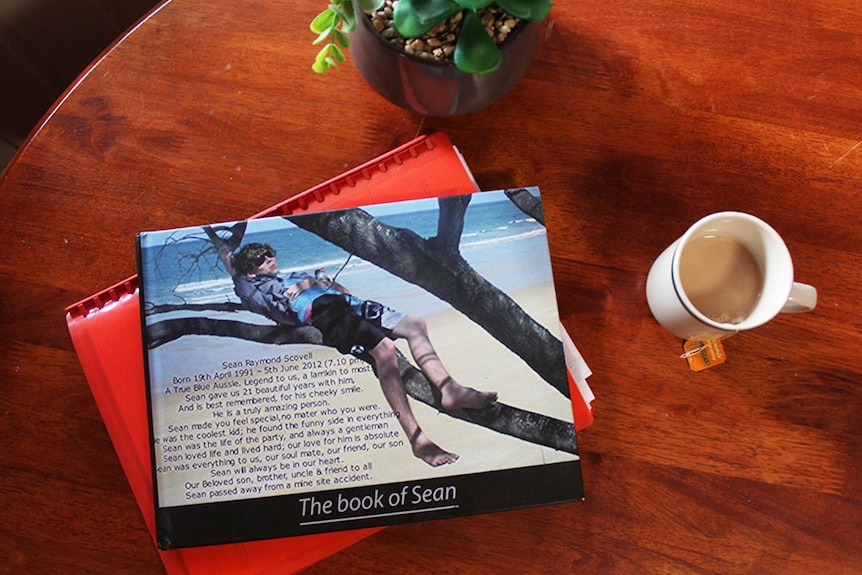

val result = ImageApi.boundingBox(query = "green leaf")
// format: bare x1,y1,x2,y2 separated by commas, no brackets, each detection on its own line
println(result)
314,44,331,62
453,0,494,10
494,0,553,22
394,0,460,37
313,45,334,72
329,44,347,62
332,29,351,48
312,26,335,45
310,9,336,34
412,0,461,24
454,10,502,75
356,0,385,11
329,2,357,32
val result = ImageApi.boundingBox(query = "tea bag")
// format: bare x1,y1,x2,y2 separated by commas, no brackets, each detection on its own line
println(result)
680,339,727,372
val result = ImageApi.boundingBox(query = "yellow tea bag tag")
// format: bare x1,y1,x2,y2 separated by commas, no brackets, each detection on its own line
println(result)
681,339,727,372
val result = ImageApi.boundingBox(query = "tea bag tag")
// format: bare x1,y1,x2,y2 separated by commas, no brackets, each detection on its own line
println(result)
681,339,727,371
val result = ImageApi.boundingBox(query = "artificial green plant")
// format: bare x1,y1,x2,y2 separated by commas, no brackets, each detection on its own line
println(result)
311,0,553,76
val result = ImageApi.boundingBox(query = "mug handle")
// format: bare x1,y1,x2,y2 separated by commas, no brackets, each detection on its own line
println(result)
781,282,817,313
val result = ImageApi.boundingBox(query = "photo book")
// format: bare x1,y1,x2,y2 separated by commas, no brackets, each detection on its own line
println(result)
137,187,585,549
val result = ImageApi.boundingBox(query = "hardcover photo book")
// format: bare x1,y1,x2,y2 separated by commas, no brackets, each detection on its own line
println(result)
137,187,584,550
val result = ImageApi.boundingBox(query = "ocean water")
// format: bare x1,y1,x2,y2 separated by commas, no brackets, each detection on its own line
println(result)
138,189,555,318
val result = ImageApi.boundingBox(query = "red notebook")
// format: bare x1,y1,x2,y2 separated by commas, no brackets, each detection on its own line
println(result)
66,133,593,574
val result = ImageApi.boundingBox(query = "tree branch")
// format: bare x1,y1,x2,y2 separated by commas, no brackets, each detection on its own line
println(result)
144,317,575,454
287,208,570,397
505,188,546,225
146,317,323,348
146,302,245,314
395,352,577,454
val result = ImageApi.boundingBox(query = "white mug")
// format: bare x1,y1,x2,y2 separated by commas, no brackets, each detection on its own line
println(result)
646,212,817,340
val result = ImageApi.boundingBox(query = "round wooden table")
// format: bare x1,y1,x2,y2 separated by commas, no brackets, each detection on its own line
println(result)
2,0,861,573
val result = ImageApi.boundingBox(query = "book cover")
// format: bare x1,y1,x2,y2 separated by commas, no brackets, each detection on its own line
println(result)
64,133,488,574
137,188,584,549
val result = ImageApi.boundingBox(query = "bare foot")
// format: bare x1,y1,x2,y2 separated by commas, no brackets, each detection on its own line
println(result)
410,429,459,467
438,377,498,410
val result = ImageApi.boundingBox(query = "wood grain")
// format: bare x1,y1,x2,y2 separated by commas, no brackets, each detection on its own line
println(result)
1,0,860,573
0,0,160,148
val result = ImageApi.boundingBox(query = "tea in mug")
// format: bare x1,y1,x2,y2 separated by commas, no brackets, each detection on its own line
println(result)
679,234,763,324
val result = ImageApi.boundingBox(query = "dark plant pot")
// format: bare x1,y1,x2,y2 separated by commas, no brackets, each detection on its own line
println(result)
350,7,540,117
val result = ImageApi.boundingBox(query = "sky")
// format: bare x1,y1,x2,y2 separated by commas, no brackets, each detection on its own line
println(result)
140,188,534,244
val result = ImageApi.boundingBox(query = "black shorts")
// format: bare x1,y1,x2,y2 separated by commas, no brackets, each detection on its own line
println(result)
310,295,404,356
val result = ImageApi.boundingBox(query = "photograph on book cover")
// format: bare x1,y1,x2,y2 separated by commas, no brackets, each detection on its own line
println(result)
138,187,583,549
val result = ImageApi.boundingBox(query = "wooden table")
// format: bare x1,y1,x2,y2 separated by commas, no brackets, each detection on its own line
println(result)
2,0,860,573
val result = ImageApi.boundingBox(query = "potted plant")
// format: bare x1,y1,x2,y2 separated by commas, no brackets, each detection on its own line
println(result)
310,0,553,116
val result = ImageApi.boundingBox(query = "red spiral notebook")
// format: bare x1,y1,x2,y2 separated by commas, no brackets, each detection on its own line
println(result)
65,133,593,574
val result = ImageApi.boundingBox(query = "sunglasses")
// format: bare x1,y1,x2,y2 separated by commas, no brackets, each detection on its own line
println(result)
252,249,276,267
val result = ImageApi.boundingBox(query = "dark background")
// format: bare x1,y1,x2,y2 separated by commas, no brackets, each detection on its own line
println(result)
1,0,160,170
